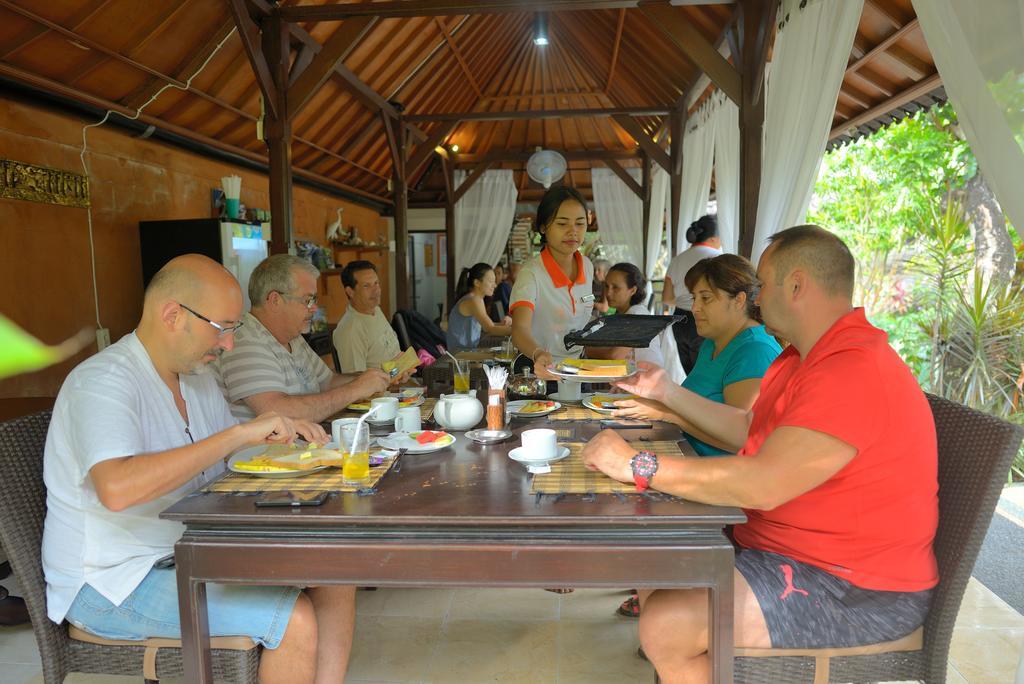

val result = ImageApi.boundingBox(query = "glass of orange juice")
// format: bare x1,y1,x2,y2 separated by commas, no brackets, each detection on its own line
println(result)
453,364,471,393
341,423,370,485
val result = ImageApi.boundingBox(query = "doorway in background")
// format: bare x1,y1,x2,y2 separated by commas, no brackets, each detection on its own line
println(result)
410,232,446,322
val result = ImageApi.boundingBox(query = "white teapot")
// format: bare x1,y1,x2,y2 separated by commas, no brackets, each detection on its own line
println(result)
433,393,484,431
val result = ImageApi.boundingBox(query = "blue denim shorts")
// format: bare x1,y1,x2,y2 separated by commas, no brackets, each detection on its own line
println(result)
66,567,301,649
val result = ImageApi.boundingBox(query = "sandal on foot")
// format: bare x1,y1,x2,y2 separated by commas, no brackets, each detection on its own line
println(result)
616,594,640,618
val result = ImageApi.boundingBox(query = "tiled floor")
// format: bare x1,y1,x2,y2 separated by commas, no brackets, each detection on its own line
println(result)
2,578,1022,683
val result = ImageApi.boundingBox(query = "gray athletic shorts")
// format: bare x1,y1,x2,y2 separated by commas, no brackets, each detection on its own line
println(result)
734,547,933,649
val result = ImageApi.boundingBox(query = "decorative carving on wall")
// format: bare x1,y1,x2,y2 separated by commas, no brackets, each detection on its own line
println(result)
0,159,90,208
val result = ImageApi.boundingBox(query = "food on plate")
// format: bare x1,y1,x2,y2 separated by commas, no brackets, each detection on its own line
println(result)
518,400,556,414
414,430,449,445
589,394,635,409
556,359,630,377
347,396,420,411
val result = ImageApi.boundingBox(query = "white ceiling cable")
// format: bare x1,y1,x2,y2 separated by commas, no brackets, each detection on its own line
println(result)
78,27,238,329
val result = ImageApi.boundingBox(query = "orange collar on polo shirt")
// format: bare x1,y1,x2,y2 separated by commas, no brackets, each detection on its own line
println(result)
540,248,586,288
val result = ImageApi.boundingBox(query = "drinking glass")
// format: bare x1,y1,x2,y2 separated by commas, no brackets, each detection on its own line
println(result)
341,423,370,485
453,365,471,393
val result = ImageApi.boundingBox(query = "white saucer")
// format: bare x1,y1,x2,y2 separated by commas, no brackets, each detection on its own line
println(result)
508,445,570,474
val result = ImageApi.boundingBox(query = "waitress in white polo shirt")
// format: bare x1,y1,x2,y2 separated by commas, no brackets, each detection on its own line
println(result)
510,185,595,380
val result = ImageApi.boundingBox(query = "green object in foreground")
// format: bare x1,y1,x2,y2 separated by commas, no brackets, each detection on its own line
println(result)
0,315,93,380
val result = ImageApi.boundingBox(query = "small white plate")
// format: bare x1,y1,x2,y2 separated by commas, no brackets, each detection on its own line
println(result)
582,394,637,414
377,431,456,454
507,399,561,417
346,394,425,412
508,445,570,474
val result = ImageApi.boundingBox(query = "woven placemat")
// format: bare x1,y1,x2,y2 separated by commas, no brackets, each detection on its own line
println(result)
531,440,685,494
547,405,605,421
204,452,396,494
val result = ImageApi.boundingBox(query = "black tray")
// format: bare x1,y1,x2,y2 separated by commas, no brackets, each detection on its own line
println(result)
563,314,682,349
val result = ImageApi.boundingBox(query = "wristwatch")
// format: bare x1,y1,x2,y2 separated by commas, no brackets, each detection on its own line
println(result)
630,450,659,492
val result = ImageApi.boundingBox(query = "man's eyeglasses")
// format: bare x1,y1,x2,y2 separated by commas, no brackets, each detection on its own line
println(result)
276,291,318,308
178,303,244,338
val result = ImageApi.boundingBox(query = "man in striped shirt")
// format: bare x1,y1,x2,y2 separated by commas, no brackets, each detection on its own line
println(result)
214,255,389,422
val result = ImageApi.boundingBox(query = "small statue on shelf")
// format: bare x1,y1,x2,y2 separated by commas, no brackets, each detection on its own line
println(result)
326,207,344,242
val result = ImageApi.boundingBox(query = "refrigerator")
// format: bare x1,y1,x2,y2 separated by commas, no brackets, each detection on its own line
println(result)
139,218,270,311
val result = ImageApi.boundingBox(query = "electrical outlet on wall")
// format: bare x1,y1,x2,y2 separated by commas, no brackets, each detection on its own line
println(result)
96,328,111,350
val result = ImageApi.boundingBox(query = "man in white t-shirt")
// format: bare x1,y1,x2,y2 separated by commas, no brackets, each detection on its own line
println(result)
42,255,356,683
332,260,411,381
214,254,389,422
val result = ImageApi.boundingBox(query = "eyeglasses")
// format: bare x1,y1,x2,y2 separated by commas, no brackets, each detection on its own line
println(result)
178,303,244,338
276,291,318,308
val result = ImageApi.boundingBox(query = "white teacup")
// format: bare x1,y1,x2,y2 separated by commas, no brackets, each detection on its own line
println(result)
557,379,582,401
521,428,558,460
370,396,399,421
395,406,421,433
331,417,360,447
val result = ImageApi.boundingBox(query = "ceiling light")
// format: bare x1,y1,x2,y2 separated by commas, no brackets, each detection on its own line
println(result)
533,13,548,46
450,144,460,153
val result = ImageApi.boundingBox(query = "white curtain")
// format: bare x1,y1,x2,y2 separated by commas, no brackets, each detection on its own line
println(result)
453,169,518,271
752,0,864,261
913,0,1024,238
677,101,717,251
593,166,668,278
710,93,740,254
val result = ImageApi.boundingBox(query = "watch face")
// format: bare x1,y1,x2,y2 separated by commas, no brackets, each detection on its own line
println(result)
632,450,658,478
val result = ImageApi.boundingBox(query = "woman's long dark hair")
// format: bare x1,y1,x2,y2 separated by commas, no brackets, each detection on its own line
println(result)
455,262,493,300
608,262,647,307
535,185,589,246
685,214,718,244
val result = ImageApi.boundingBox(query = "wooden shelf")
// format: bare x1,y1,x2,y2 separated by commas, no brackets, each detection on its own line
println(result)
331,241,387,252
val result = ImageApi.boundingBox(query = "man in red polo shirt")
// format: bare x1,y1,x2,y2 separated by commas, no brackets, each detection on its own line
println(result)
582,225,937,683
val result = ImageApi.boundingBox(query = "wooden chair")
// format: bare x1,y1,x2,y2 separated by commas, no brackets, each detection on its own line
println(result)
0,410,260,683
733,394,1024,683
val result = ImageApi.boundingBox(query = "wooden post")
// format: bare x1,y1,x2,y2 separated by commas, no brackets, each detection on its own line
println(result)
737,0,775,259
641,153,652,273
668,106,685,258
442,157,457,309
262,14,292,255
393,120,410,310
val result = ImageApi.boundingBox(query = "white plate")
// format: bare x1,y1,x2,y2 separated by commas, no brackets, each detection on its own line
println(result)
377,431,456,454
227,442,336,478
547,364,639,383
547,391,593,405
508,445,570,474
507,399,561,417
582,394,637,414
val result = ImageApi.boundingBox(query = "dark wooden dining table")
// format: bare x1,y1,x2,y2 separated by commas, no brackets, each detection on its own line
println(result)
162,412,746,683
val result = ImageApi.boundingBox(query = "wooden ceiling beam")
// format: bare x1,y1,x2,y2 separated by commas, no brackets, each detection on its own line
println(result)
0,60,389,205
605,9,626,94
248,0,428,142
611,114,671,172
604,159,642,198
408,106,671,122
278,0,734,22
433,17,483,99
287,16,376,118
0,0,112,60
829,72,941,140
639,0,741,105
845,19,919,78
453,149,640,165
124,17,237,110
225,0,279,119
406,121,461,179
452,161,492,204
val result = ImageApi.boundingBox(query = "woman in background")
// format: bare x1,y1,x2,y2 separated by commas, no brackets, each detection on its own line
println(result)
585,262,685,385
445,262,512,352
662,215,722,374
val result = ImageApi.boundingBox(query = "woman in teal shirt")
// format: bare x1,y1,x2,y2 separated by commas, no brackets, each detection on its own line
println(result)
615,254,781,456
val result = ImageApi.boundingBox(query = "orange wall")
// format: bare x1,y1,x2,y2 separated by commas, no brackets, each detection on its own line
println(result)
0,97,388,402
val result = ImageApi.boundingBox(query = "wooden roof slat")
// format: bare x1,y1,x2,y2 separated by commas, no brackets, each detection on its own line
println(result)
280,1,735,22
0,0,113,60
